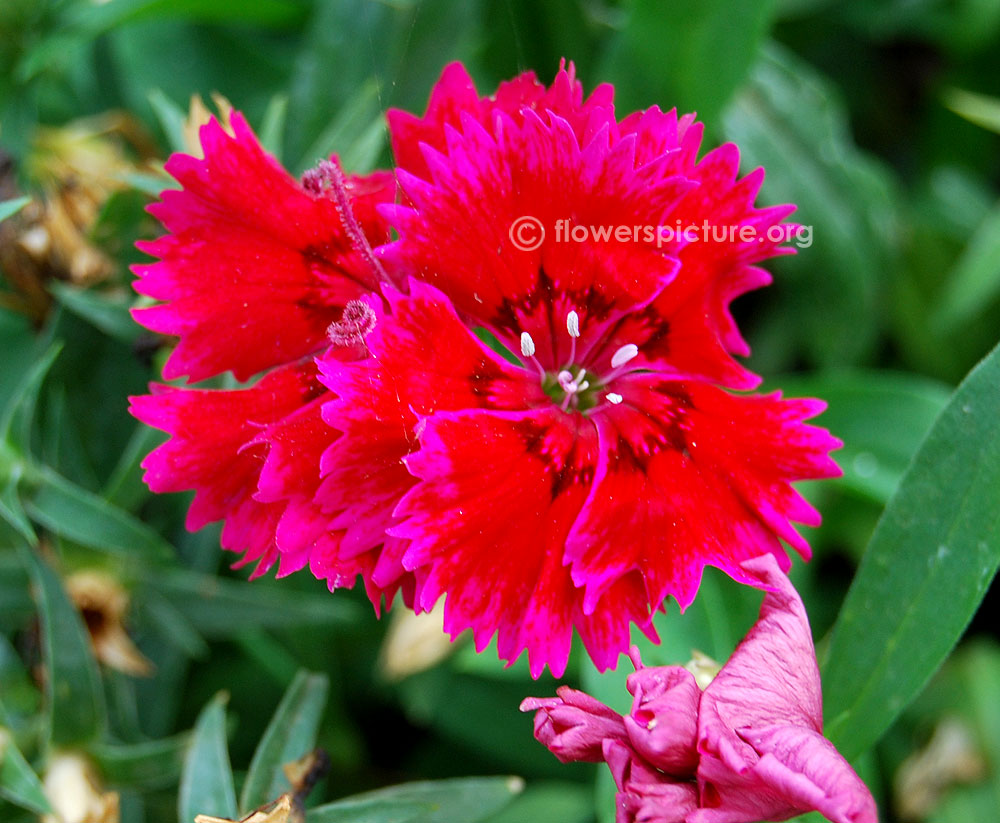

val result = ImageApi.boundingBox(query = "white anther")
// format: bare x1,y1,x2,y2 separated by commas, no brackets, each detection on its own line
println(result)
566,310,580,338
611,343,639,369
520,332,536,358
607,392,623,405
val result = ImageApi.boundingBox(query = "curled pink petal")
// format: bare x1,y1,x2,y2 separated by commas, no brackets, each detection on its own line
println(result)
519,685,627,763
625,659,701,775
524,556,877,823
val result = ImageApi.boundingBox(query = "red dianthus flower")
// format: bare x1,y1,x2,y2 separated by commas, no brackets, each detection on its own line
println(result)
130,63,840,676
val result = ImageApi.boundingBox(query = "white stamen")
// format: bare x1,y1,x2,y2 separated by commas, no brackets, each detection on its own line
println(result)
607,392,623,405
520,332,536,358
611,343,639,369
566,310,580,338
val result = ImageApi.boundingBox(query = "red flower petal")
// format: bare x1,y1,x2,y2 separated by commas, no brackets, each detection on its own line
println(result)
308,282,539,611
318,282,538,547
128,361,324,576
380,107,694,368
565,377,841,612
387,61,615,180
392,407,655,677
133,113,394,382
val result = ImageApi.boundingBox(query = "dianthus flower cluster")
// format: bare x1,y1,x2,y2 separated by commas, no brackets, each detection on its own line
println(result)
131,63,840,678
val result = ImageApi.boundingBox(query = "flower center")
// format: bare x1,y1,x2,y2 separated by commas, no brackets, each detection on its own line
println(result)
541,367,600,412
519,310,639,413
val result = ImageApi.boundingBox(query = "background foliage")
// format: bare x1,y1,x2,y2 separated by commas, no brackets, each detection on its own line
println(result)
2,1,1000,822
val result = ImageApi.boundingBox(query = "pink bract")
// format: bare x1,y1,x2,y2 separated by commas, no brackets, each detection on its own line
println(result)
130,62,841,676
521,554,878,823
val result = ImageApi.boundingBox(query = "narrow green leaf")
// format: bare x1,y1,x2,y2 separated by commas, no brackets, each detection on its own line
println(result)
102,423,164,511
89,734,190,789
933,201,1000,332
240,670,328,812
259,94,289,160
823,342,1000,759
0,730,51,814
141,591,209,659
140,569,359,637
0,196,30,224
943,87,1000,135
178,693,237,823
147,89,190,155
20,547,106,745
48,283,140,344
295,80,381,175
0,634,38,725
0,310,35,414
0,459,36,546
481,782,592,823
0,343,62,449
24,467,173,563
309,777,524,823
339,117,387,175
123,171,176,197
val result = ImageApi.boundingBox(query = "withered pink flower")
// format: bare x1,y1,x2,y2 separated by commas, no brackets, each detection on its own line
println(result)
521,686,628,763
521,554,878,823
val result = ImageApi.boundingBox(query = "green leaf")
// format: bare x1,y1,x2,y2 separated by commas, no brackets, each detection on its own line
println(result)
240,670,328,813
0,343,62,450
0,310,35,416
259,94,289,160
141,591,209,659
0,457,36,546
140,569,359,637
89,734,190,789
943,87,1000,135
0,730,51,814
602,0,778,126
20,546,106,746
123,171,176,197
0,196,30,223
823,342,1000,760
776,371,951,504
722,44,897,368
23,467,174,563
339,116,388,175
481,782,592,823
48,283,141,344
309,777,524,823
933,201,1000,332
147,89,190,155
102,423,164,511
0,634,38,725
178,693,237,823
295,79,382,175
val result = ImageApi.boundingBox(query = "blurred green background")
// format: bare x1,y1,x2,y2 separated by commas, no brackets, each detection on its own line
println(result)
2,1,1000,822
